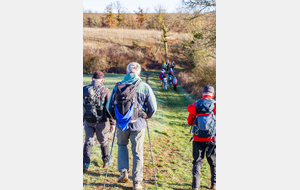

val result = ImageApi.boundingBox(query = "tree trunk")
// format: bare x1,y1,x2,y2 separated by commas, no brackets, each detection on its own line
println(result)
164,41,168,59
163,25,168,60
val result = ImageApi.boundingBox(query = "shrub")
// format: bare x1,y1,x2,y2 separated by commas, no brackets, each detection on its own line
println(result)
177,63,216,99
83,47,108,74
83,44,149,74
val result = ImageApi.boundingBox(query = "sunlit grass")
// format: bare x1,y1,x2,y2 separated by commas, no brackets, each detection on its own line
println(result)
83,71,212,189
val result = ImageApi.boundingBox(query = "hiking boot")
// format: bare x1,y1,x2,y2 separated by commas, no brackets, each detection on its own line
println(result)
83,163,89,173
133,182,142,190
117,169,129,183
103,156,114,168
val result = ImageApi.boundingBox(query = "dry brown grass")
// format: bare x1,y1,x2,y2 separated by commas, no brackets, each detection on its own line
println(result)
83,28,191,74
83,28,191,49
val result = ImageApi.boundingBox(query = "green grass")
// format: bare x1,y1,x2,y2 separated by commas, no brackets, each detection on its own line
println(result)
83,71,212,190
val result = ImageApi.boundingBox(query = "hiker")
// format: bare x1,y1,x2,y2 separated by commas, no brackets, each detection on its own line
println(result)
159,70,165,87
163,75,167,90
172,76,178,91
106,62,157,190
169,68,174,75
162,62,167,70
187,85,216,190
167,74,173,87
171,61,175,69
166,60,170,71
83,71,116,172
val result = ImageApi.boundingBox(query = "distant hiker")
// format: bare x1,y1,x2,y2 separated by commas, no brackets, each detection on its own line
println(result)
83,71,116,173
169,68,174,75
162,62,167,70
187,85,216,190
166,60,170,71
171,61,175,69
163,76,167,90
106,62,157,190
172,76,178,91
167,74,173,87
159,71,166,86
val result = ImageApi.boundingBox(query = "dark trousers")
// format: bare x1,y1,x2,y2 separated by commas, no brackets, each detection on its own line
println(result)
174,85,177,91
192,141,216,188
83,121,110,165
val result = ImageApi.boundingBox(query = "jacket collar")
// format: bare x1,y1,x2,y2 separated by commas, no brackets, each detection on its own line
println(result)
91,80,103,87
203,94,213,99
121,73,141,84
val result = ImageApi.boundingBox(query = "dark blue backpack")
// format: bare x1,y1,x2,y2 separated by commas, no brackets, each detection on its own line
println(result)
160,72,164,79
192,99,216,138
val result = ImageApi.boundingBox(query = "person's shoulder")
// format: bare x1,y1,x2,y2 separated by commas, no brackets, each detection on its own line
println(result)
103,85,110,91
83,84,91,88
139,81,151,88
137,81,152,95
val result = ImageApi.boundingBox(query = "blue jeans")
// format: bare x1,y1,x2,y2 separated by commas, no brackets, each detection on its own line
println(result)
117,128,145,183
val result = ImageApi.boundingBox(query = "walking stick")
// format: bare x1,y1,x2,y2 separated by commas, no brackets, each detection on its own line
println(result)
103,128,116,188
146,119,158,190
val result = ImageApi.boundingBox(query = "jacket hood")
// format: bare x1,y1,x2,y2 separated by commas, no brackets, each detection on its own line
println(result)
121,73,142,84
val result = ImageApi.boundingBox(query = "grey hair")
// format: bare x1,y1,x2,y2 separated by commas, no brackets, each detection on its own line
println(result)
126,62,141,74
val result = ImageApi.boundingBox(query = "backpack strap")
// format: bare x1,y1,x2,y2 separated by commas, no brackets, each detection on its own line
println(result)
93,84,105,107
134,79,142,87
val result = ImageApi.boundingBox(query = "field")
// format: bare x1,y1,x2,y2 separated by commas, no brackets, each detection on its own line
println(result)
83,28,191,49
83,70,213,190
83,27,191,76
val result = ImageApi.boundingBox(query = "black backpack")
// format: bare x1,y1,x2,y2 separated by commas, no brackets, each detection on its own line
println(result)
114,80,141,124
83,84,106,123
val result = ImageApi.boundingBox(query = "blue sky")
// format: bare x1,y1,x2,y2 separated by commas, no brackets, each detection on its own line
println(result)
83,0,182,13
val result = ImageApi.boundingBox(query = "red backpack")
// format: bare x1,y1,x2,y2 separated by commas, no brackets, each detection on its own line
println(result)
172,78,178,85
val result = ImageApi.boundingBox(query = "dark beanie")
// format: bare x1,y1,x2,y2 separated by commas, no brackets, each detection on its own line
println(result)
202,85,214,93
92,71,105,79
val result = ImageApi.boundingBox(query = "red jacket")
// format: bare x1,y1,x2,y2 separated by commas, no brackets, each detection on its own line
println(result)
187,95,216,142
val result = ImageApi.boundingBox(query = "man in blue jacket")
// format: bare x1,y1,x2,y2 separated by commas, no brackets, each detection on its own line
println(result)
106,62,157,190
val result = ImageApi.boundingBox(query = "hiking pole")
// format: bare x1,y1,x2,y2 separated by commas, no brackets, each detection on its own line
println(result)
146,119,158,190
103,128,116,188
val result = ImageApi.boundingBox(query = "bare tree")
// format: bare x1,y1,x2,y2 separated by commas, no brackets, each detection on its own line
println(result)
181,0,216,14
114,1,128,26
115,1,128,13
104,2,114,13
134,7,150,28
102,3,118,27
154,4,167,14
155,4,181,60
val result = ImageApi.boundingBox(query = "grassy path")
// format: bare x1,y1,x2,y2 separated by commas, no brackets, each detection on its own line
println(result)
83,70,212,190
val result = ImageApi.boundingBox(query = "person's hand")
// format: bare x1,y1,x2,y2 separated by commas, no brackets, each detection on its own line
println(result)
138,110,147,119
110,125,115,133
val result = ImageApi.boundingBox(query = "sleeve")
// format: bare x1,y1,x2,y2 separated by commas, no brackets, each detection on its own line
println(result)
104,87,116,125
106,86,116,121
144,85,157,119
187,102,197,125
